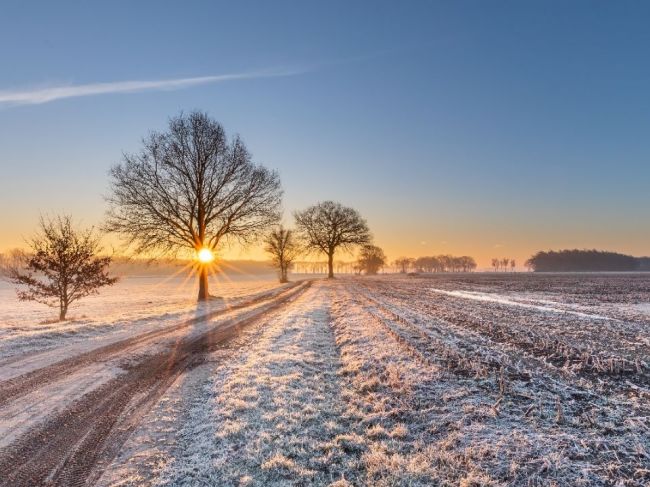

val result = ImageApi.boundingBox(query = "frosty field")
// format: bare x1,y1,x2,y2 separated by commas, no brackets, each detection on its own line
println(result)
0,274,282,361
0,273,648,486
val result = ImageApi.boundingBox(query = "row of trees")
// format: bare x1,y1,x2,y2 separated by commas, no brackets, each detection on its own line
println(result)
393,255,477,273
3,112,382,319
292,261,361,274
106,112,381,297
2,203,379,321
263,202,387,282
491,258,516,272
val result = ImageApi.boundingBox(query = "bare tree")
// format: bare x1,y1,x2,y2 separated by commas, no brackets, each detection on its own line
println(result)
393,257,413,273
294,201,371,278
6,216,117,321
439,254,453,272
264,226,301,283
510,259,516,272
492,258,499,272
460,256,477,272
357,244,386,275
428,256,441,272
105,111,282,300
415,256,438,273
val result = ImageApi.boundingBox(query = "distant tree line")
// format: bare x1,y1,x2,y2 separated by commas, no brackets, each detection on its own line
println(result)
491,258,516,272
525,249,650,272
392,255,477,273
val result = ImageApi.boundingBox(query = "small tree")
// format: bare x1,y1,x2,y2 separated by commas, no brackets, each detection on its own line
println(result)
357,244,386,275
294,201,371,278
7,216,118,321
264,226,301,283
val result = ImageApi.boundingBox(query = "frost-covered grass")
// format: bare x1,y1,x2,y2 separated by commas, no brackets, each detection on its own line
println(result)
0,275,282,359
101,282,358,486
99,276,650,486
358,275,650,376
393,272,650,324
343,276,650,485
154,284,358,486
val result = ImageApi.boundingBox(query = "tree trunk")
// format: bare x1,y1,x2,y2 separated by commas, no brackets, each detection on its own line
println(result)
328,252,334,278
198,266,209,301
59,304,67,321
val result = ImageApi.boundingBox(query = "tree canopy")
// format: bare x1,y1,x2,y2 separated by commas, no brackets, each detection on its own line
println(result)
294,201,371,278
7,216,117,321
105,111,282,299
357,244,386,275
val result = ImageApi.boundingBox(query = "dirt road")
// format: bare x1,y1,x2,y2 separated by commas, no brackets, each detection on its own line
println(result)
0,281,310,487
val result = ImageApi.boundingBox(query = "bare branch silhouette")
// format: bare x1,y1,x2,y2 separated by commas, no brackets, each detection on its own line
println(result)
105,111,282,300
264,226,301,283
294,201,371,278
6,216,117,321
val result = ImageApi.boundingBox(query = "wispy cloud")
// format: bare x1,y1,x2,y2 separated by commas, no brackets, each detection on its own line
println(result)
0,69,303,106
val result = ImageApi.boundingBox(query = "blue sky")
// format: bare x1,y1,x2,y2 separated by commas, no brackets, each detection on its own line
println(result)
1,1,649,265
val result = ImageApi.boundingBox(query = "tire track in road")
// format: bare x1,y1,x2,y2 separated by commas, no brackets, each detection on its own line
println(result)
0,281,311,487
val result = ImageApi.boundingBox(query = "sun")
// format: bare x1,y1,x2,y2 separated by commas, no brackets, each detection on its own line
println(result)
197,247,214,264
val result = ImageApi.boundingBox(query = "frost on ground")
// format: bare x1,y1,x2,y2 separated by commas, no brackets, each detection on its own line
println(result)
77,276,650,485
344,275,650,485
0,282,308,460
101,282,356,486
0,275,283,361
